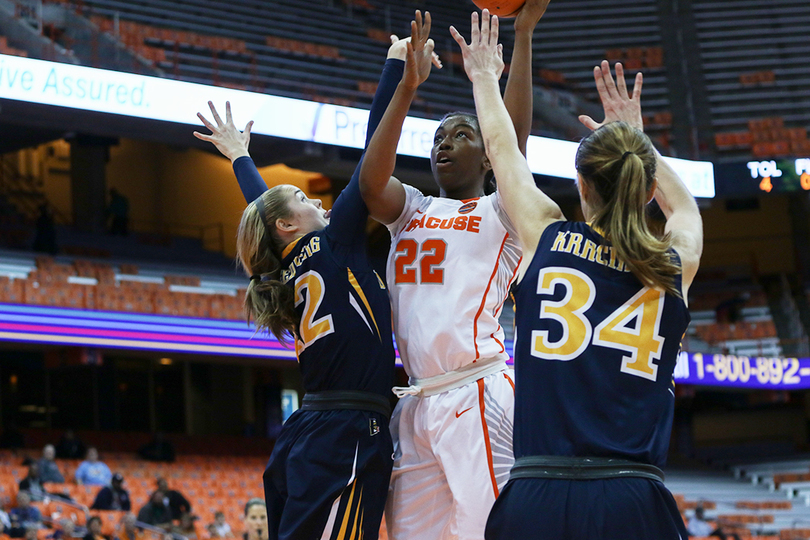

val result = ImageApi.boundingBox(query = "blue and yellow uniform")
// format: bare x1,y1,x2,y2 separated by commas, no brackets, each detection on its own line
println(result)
233,59,403,540
486,221,690,540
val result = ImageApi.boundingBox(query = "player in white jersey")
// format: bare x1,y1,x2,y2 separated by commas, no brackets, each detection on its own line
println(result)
358,4,550,539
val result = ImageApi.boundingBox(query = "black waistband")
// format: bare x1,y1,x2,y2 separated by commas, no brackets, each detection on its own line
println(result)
510,456,665,483
300,391,391,419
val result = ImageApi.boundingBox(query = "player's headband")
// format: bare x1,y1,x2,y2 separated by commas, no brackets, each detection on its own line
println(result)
253,190,269,227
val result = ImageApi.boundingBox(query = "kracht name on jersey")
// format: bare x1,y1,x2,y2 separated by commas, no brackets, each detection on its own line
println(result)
550,230,629,272
403,212,482,233
281,237,321,284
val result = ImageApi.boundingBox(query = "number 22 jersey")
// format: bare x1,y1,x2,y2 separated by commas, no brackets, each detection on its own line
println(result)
386,185,522,379
512,221,690,467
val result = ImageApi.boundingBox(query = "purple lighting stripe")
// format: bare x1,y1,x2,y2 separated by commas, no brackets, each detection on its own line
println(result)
0,321,285,350
0,330,295,358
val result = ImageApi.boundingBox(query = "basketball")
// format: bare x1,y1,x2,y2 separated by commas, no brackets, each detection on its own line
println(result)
471,0,526,18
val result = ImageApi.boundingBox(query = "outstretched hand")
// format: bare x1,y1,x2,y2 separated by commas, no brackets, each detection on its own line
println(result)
450,9,504,83
514,0,552,33
388,33,442,68
578,60,644,132
401,11,438,90
193,101,254,162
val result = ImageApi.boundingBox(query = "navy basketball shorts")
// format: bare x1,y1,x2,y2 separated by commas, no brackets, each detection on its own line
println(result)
263,409,393,540
485,476,688,540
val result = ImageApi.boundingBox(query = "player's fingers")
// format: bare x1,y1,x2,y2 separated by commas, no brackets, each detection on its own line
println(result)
432,51,443,69
414,10,423,43
578,115,601,131
411,20,422,51
426,38,435,58
491,14,499,47
225,101,233,125
615,63,628,99
600,60,618,99
390,34,399,44
449,25,467,50
593,66,609,103
192,131,213,142
632,72,643,101
244,120,253,137
423,11,432,42
497,43,503,62
481,9,490,45
197,112,217,132
471,11,480,46
208,101,224,126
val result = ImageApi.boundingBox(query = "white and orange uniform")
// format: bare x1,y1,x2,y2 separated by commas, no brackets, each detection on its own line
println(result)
385,184,521,540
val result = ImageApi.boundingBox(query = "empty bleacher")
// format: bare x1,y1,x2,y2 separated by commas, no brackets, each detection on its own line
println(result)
692,0,810,157
668,467,810,539
0,251,246,320
686,279,783,357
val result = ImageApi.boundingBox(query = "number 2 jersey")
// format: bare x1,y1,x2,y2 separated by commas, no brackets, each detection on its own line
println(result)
233,156,395,398
512,221,690,467
386,185,522,379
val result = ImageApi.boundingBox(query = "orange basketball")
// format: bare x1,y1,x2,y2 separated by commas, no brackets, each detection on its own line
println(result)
470,0,526,18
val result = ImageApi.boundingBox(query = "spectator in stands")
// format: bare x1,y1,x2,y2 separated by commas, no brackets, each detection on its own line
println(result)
8,492,42,538
241,500,267,540
172,513,198,540
115,514,143,540
18,462,47,501
107,188,130,236
687,505,713,537
48,518,77,540
75,448,112,486
208,512,232,539
83,517,108,540
56,430,86,459
91,473,131,511
0,508,11,534
138,434,175,463
687,504,741,540
33,203,57,255
38,444,65,484
137,491,172,530
154,478,190,520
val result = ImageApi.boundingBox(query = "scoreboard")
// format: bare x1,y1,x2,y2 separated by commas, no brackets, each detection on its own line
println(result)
716,158,810,197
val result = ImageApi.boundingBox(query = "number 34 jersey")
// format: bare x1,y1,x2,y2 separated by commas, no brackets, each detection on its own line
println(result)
386,185,522,379
512,221,690,468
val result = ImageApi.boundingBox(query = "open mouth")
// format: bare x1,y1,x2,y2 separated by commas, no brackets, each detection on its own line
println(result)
324,209,331,219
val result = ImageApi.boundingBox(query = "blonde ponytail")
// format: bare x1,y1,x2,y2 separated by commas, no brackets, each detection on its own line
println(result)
576,122,682,296
236,187,299,344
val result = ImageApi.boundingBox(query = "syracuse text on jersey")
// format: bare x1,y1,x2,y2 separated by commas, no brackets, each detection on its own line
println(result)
402,209,483,234
550,230,630,272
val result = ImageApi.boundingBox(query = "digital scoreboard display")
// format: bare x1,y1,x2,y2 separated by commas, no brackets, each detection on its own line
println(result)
716,158,810,196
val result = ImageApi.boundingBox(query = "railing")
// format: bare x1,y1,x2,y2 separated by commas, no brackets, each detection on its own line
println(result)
42,492,91,524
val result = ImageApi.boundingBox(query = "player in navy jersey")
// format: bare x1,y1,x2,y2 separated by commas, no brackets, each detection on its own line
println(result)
192,36,426,540
452,11,703,539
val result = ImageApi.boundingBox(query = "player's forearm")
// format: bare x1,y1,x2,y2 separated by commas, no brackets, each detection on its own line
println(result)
502,28,534,155
366,59,405,148
653,150,699,221
232,156,268,203
472,73,528,191
359,82,415,197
